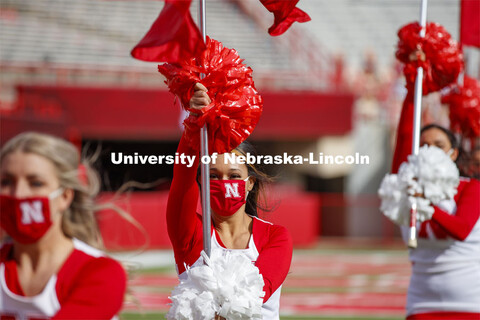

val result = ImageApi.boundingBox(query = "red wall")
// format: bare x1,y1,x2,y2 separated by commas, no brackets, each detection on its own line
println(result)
97,187,320,250
1,85,353,142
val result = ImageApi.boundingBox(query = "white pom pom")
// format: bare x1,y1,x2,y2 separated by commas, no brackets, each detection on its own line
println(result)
378,174,410,226
378,145,459,226
167,250,265,320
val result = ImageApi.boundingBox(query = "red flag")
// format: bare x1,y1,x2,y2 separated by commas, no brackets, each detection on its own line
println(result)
259,0,311,36
131,0,206,62
460,0,480,47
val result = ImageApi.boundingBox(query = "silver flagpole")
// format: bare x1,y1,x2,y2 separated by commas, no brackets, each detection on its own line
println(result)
198,0,211,257
408,0,428,249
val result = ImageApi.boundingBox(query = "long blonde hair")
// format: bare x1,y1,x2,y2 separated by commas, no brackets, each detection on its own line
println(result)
1,132,103,248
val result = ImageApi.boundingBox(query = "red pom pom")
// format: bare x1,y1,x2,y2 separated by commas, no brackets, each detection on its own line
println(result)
158,37,263,154
442,76,480,139
396,22,464,95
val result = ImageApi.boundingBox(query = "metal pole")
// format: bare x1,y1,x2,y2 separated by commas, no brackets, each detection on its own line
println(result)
198,0,211,257
409,0,428,249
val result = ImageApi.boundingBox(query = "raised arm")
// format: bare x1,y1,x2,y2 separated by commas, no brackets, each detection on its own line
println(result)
166,133,200,251
392,91,414,173
166,83,211,256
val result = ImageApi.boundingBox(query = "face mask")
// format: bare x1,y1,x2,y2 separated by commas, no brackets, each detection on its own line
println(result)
210,177,249,217
0,189,63,244
446,149,454,156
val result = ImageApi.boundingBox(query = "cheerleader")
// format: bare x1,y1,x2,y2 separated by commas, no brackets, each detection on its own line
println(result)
0,132,126,320
392,93,480,320
166,83,293,320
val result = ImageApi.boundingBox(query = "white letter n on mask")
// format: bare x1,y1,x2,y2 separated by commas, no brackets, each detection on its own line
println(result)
20,201,45,224
0,188,63,244
224,183,240,198
210,178,249,216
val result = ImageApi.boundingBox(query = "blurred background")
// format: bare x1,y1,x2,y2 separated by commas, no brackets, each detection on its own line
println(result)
1,0,479,319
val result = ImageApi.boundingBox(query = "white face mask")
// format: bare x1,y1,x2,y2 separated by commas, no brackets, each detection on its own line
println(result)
446,149,454,157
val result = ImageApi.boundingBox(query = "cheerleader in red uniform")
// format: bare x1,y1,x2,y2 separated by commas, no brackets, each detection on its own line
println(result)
0,132,126,320
392,93,480,320
166,83,293,320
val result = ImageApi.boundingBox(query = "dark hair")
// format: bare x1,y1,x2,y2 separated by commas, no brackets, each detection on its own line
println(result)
421,124,458,149
197,140,273,217
233,140,273,217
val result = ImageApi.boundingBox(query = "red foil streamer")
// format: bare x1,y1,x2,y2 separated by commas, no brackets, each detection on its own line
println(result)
396,22,464,95
442,76,480,139
158,37,263,154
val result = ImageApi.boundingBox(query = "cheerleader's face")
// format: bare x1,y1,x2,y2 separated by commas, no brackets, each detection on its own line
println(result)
0,152,72,240
208,153,254,192
420,128,458,161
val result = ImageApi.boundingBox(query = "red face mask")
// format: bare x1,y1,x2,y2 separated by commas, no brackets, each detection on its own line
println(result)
0,189,62,244
210,179,248,217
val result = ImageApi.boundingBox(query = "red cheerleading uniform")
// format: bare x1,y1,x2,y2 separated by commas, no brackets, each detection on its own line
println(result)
393,92,480,319
166,133,293,320
0,239,126,320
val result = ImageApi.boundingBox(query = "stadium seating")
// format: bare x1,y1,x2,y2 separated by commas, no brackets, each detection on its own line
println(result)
0,0,460,88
